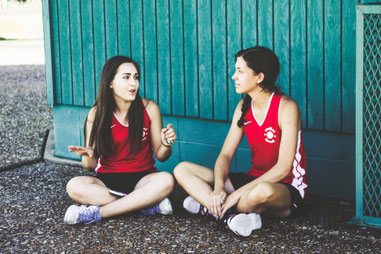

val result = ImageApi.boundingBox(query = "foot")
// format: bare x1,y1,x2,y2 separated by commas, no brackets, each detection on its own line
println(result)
64,205,102,225
183,196,210,216
224,213,262,237
140,197,173,215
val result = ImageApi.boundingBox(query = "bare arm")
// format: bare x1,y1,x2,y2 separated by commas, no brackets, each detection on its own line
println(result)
146,100,177,162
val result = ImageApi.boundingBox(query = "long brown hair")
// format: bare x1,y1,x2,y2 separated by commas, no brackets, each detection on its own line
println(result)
236,46,281,127
84,56,145,158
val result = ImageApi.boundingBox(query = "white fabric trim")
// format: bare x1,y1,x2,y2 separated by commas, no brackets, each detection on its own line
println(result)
113,112,129,127
251,92,274,127
291,130,308,198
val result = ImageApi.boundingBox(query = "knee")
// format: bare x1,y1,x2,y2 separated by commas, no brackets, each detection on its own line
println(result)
173,161,192,180
246,182,275,206
157,172,175,193
66,177,87,200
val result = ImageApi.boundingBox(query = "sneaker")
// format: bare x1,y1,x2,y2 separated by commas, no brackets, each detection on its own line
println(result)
64,205,102,225
140,197,173,215
183,196,210,216
224,213,262,237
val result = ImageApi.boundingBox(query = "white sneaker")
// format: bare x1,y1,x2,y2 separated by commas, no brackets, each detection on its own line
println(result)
64,205,101,225
224,213,262,237
140,197,173,215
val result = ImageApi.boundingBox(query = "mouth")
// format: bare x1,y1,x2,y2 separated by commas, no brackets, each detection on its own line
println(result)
129,88,137,95
235,83,240,87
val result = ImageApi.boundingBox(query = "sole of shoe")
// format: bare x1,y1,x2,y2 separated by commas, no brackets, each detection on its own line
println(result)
228,213,262,237
64,205,80,225
159,198,173,215
183,196,201,214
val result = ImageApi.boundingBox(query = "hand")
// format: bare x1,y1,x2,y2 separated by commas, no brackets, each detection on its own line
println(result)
221,191,241,218
208,187,227,218
161,123,177,146
68,146,94,158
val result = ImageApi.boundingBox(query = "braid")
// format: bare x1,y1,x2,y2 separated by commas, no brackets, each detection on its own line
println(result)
237,95,252,127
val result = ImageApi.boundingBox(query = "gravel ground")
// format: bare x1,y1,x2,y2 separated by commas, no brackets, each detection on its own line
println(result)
0,65,380,253
0,65,52,170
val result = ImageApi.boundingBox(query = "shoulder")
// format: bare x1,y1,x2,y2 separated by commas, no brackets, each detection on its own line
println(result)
143,98,161,119
279,95,300,115
87,106,97,122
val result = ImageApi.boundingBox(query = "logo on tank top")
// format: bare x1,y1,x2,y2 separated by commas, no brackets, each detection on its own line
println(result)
142,127,148,141
264,127,277,144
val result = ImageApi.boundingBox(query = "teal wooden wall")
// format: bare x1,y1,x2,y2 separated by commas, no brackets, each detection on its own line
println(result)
42,0,381,200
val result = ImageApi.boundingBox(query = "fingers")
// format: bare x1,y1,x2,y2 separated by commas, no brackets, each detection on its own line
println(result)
162,123,177,144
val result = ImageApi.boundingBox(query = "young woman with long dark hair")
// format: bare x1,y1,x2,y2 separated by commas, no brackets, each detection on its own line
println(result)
174,46,308,237
64,56,176,225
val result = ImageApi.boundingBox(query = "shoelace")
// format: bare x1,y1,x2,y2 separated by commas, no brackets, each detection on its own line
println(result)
141,204,161,215
77,206,100,224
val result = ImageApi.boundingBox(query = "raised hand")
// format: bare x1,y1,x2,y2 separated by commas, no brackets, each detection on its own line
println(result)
68,146,94,158
161,123,177,146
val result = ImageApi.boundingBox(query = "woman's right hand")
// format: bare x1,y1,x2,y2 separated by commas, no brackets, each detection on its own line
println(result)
68,146,94,158
208,187,227,218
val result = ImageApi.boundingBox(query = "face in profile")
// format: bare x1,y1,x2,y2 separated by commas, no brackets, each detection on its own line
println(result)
232,56,262,95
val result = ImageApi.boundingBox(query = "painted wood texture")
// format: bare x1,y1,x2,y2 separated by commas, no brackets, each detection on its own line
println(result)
46,0,380,133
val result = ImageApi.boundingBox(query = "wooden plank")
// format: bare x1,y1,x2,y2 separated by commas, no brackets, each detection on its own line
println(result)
307,0,323,130
92,0,106,96
69,0,84,106
258,0,273,49
290,0,307,127
156,0,171,114
81,0,96,107
227,0,242,121
242,0,257,49
274,0,290,95
342,0,357,133
324,0,341,131
51,0,61,104
198,0,213,119
58,0,72,105
143,0,158,102
183,0,198,117
130,0,145,96
42,0,54,105
170,0,185,115
212,0,227,120
105,0,118,58
117,0,131,57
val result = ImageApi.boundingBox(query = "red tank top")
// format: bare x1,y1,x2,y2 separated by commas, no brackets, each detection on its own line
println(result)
242,93,308,198
95,108,157,173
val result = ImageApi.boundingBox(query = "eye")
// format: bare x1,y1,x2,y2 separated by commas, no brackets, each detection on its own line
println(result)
134,75,139,80
123,75,130,79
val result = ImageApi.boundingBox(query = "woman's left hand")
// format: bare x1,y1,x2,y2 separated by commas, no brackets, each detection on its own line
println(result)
220,191,241,219
161,123,177,146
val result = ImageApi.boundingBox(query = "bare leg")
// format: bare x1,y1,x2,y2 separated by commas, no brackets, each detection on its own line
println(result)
66,172,175,218
173,162,234,208
237,182,291,217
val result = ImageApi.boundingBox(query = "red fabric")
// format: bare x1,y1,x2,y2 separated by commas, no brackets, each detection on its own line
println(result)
242,93,308,198
95,108,157,173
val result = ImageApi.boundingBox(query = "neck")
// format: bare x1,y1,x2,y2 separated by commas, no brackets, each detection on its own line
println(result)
248,88,272,108
114,99,132,115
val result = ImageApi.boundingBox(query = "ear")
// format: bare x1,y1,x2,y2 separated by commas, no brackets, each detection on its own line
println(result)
109,82,113,89
257,73,265,83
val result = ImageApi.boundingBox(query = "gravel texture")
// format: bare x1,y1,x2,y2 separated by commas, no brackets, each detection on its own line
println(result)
0,65,52,169
0,65,380,253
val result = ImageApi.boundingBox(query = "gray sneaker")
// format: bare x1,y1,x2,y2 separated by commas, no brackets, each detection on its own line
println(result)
64,205,101,225
224,213,262,237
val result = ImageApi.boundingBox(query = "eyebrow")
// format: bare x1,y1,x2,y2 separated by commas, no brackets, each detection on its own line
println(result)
121,73,138,75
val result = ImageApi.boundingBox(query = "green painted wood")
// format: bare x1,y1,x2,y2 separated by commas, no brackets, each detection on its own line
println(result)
58,0,72,104
242,0,257,49
342,0,357,133
51,0,61,104
258,0,273,49
42,0,54,105
324,0,341,131
183,0,198,117
70,0,84,106
105,0,118,59
130,0,145,97
212,0,227,120
198,0,213,119
274,0,290,95
143,0,158,102
81,0,96,107
117,0,131,57
156,0,171,114
307,0,323,130
290,0,307,128
170,0,185,115
92,0,106,97
227,0,242,121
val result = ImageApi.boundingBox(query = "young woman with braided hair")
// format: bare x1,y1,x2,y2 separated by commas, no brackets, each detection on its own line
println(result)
174,46,307,237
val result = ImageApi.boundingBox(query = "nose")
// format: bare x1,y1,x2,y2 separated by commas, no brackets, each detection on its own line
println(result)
232,72,238,81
